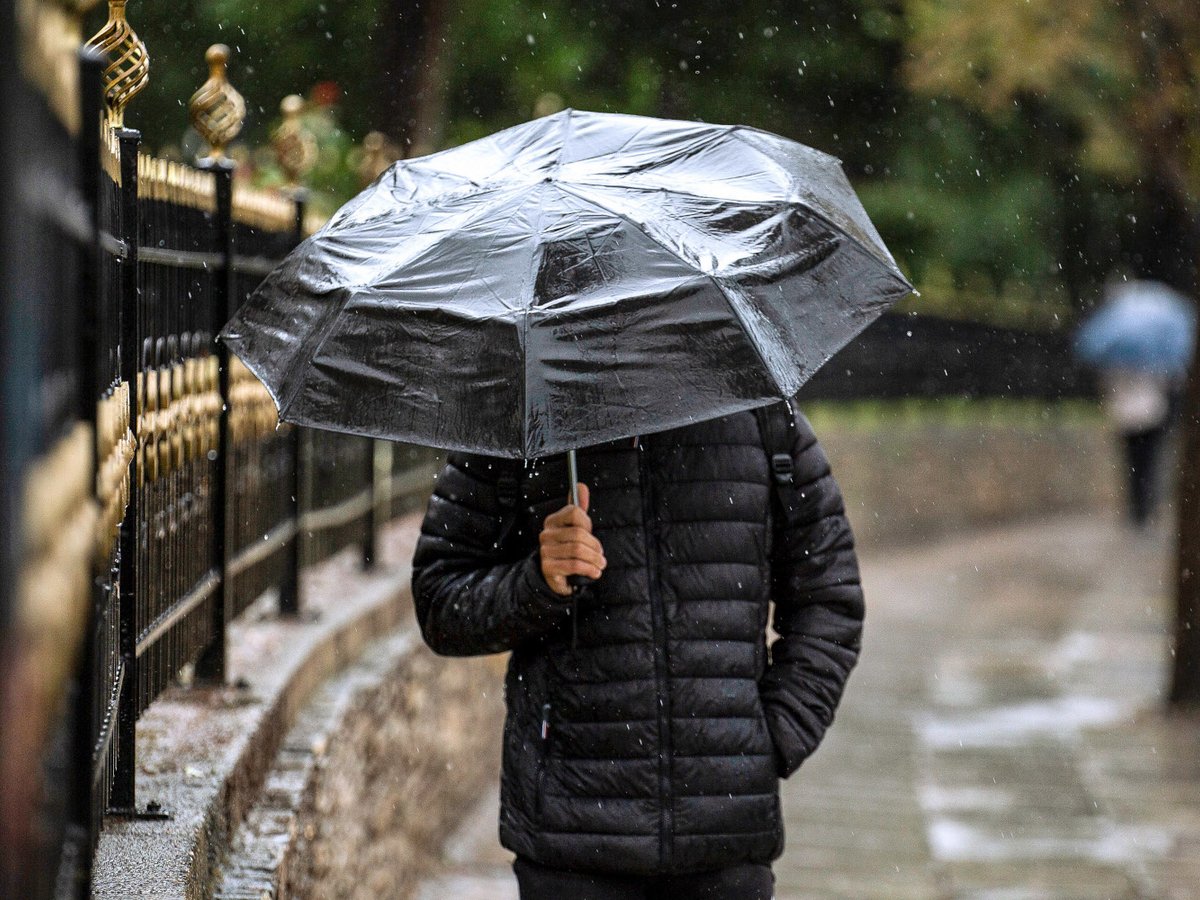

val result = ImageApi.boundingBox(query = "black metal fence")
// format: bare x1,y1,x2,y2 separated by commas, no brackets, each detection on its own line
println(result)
799,311,1093,402
1,23,437,899
93,89,434,811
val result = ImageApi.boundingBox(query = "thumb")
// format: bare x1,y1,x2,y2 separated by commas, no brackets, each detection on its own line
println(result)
575,482,590,512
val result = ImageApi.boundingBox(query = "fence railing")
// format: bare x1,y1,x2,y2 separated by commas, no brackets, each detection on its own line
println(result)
799,311,1093,403
2,6,438,898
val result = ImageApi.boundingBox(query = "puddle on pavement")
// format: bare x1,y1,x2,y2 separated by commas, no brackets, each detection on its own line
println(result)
927,817,1177,865
919,695,1133,750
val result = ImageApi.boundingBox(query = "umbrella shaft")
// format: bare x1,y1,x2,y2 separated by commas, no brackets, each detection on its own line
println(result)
567,449,580,507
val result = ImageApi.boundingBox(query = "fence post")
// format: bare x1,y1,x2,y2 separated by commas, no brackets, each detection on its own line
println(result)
372,439,395,562
108,126,141,814
278,192,307,616
68,45,105,898
194,160,235,682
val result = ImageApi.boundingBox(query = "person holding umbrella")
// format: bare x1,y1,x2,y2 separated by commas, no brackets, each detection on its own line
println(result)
1074,278,1197,529
413,406,859,899
221,110,912,898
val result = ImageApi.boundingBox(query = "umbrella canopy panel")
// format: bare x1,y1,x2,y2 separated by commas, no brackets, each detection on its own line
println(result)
223,109,912,458
1074,281,1197,377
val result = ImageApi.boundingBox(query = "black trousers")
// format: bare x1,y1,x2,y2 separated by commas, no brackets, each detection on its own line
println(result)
514,857,775,900
1123,425,1169,526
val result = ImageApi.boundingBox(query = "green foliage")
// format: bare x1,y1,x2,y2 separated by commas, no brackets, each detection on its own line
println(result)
93,0,377,151
101,0,1168,328
802,397,1102,433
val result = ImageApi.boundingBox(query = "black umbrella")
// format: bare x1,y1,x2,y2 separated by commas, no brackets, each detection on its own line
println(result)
222,109,911,483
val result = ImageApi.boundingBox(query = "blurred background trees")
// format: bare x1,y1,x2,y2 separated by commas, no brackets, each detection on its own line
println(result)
904,0,1200,700
101,0,1193,327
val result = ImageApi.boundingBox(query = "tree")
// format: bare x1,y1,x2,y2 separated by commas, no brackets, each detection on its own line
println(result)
905,0,1200,705
376,0,452,156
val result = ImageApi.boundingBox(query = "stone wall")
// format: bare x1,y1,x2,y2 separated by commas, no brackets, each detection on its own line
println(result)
813,410,1122,548
283,648,503,899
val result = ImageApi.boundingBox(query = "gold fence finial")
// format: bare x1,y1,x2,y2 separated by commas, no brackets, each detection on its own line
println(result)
272,94,318,188
188,44,246,162
83,0,150,128
353,131,399,187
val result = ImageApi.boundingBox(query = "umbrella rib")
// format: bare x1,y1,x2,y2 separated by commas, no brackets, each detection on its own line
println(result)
725,128,904,277
327,178,506,235
554,106,574,172
276,286,358,418
432,195,534,314
521,184,555,456
701,274,789,399
553,182,699,270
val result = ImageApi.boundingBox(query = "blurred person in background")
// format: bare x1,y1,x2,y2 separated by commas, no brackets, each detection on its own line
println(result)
1075,279,1197,529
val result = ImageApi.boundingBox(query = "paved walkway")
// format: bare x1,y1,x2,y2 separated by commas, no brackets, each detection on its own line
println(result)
417,515,1200,899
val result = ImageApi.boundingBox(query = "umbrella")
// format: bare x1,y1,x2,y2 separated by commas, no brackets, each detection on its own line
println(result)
1074,280,1197,377
221,109,912,465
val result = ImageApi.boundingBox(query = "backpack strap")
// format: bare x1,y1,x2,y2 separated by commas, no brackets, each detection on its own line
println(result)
494,470,523,548
753,401,797,523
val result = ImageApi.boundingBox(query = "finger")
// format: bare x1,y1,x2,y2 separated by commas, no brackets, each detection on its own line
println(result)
544,557,605,581
545,573,571,597
540,541,606,569
576,482,590,513
539,526,602,550
543,504,592,531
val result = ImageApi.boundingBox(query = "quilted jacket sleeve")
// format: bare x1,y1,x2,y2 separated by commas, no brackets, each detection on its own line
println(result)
759,405,864,778
411,453,571,656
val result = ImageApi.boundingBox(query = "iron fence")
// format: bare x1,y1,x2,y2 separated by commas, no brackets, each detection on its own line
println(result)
799,311,1093,402
2,11,439,898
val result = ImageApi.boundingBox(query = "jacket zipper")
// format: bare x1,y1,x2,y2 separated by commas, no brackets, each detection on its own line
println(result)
537,701,551,819
638,436,673,868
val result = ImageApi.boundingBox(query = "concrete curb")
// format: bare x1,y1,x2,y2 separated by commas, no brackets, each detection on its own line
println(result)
215,626,421,898
92,516,423,899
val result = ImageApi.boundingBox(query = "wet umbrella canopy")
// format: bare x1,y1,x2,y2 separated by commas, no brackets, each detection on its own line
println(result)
221,109,912,458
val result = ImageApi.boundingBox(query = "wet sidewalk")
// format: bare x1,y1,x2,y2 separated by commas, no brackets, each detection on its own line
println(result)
417,515,1200,899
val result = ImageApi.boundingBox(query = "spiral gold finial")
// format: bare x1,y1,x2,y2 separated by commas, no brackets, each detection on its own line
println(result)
83,0,150,128
188,44,246,161
272,94,318,187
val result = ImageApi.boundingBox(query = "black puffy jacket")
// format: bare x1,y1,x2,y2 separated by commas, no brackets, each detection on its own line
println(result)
412,403,863,876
